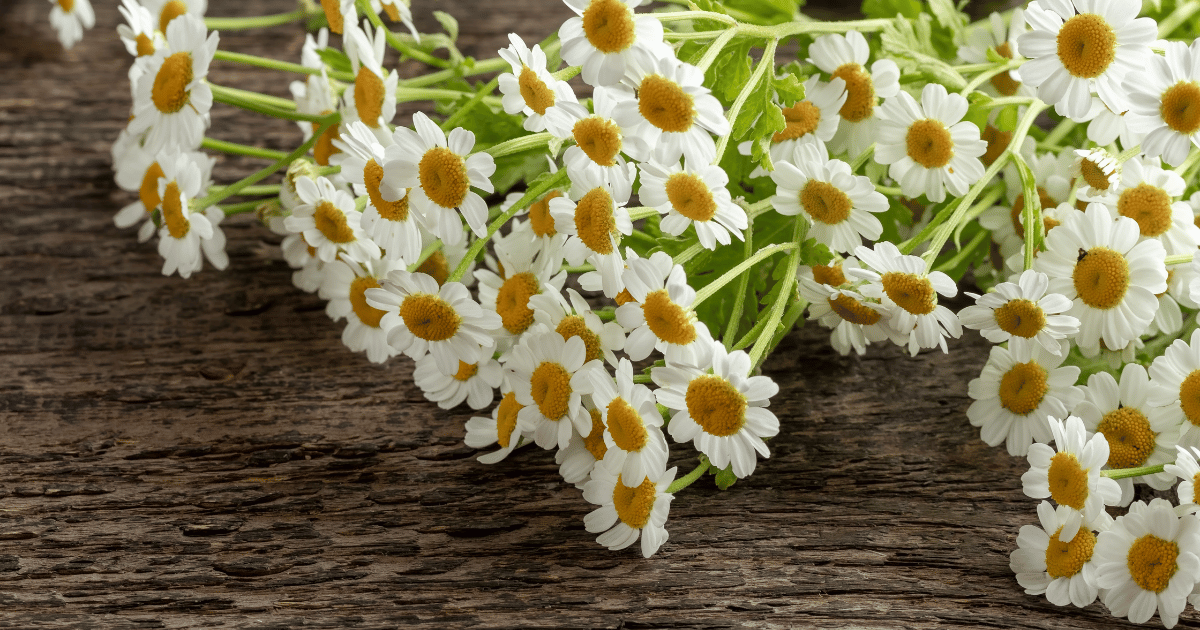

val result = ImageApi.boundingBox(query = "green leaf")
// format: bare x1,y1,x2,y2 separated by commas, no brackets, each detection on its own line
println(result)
861,0,921,19
433,11,458,41
773,71,806,107
715,465,738,490
927,0,967,59
316,48,352,75
723,0,800,25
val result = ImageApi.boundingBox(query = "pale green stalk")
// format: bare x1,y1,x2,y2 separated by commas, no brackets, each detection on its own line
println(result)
407,239,444,272
1102,464,1166,479
692,243,796,309
204,10,311,30
485,132,553,159
748,218,807,370
202,138,289,161
666,456,712,494
212,50,354,82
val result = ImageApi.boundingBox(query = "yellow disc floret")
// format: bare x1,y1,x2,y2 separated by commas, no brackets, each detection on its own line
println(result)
582,0,636,54
574,187,618,255
638,75,695,134
1047,451,1089,510
1056,13,1117,79
831,63,876,123
997,361,1048,416
518,66,555,115
905,119,954,169
1073,247,1129,310
685,374,746,437
530,361,572,420
418,147,470,209
607,397,648,452
1096,406,1156,469
994,299,1046,339
665,173,717,222
495,272,540,335
151,52,193,114
1161,81,1200,135
642,289,697,346
349,277,385,328
800,180,852,225
881,271,936,315
160,181,189,239
399,293,461,341
612,473,657,529
1128,535,1180,593
1045,526,1096,579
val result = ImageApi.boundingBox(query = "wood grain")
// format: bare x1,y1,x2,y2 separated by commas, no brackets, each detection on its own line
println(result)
0,0,1191,628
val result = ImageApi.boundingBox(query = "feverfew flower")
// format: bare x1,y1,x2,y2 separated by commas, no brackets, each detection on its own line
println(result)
1105,157,1200,255
498,33,577,132
117,0,161,59
557,406,608,486
332,121,421,262
590,359,669,483
1073,148,1120,198
638,160,745,250
283,176,381,264
342,22,399,140
128,14,218,154
1022,415,1120,524
1125,39,1200,166
874,83,987,203
1149,329,1200,448
319,253,402,364
849,241,962,355
582,455,676,557
957,9,1030,98
543,86,647,179
798,258,892,357
413,353,503,410
529,288,626,367
807,30,901,156
654,342,779,479
507,330,602,451
616,251,714,365
1094,498,1200,628
154,151,222,279
1010,501,1100,608
113,143,213,243
959,269,1079,356
551,161,636,297
558,0,669,87
143,0,207,35
770,141,886,254
465,391,530,464
475,230,567,342
611,55,730,166
48,0,95,49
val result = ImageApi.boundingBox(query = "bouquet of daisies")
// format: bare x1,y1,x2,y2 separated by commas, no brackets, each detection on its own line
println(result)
44,0,1200,624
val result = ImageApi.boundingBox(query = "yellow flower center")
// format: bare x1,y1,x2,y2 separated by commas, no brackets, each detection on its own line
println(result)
381,1,402,22
811,262,845,287
349,277,385,328
581,0,636,54
138,162,165,212
994,299,1046,339
572,116,623,167
989,42,1021,96
997,361,1048,416
607,397,648,452
613,473,657,529
642,289,697,346
311,115,341,166
773,101,821,143
158,0,188,33
1128,535,1180,593
160,181,189,239
314,201,355,244
453,361,478,381
615,288,635,305
1010,187,1058,239
135,33,155,57
530,361,572,421
686,374,747,437
665,172,716,222
151,52,193,114
496,391,522,449
1118,183,1173,237
1045,526,1096,579
638,75,695,134
1057,13,1116,79
1097,406,1156,469
57,0,74,12
1193,472,1200,504
555,315,603,363
1180,371,1200,427
1079,157,1112,191
1073,247,1129,310
320,0,344,34
981,124,1012,167
905,119,954,169
415,251,449,286
881,271,936,315
831,63,876,123
354,67,386,127
399,293,461,342
496,271,540,335
828,293,882,326
529,190,562,237
574,187,618,255
584,408,608,460
364,160,410,221
1161,81,1200,135
518,65,555,115
418,146,470,209
1047,451,1089,510
800,180,852,225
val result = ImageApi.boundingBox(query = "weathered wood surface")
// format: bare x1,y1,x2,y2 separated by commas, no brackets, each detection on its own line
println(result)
0,0,1191,628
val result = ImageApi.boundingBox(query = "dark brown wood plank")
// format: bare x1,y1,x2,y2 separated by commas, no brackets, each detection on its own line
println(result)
0,0,1191,628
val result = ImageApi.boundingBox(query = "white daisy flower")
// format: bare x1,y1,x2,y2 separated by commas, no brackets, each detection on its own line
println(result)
611,55,730,166
655,341,779,479
768,75,848,157
771,141,886,254
617,251,714,365
849,241,962,355
465,390,531,465
316,0,354,34
550,161,636,297
1094,498,1200,628
341,21,399,143
383,112,497,247
1126,40,1200,166
529,288,626,367
558,0,670,87
365,270,501,374
1035,202,1166,350
959,269,1079,356
582,455,676,557
556,405,609,487
1073,147,1120,198
967,340,1083,456
957,9,1030,98
372,0,418,40
49,0,95,49
113,142,213,243
283,175,381,264
498,33,577,133
319,253,403,364
1010,500,1101,608
1022,415,1121,524
153,151,220,279
543,86,646,180
128,14,218,154
414,353,503,410
1075,364,1181,506
142,0,207,35
1104,157,1200,255
875,83,987,203
475,230,568,342
798,268,892,357
807,30,901,157
506,329,603,451
332,121,422,262
590,358,669,483
639,159,745,250
1164,446,1200,514
117,0,161,58
1149,329,1200,448
1016,0,1156,119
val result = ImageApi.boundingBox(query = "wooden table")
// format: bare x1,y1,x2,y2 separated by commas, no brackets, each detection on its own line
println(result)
1,0,1185,627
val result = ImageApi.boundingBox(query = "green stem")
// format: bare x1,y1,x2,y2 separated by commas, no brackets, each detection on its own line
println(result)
447,169,570,283
666,456,712,494
1102,464,1166,480
484,132,553,159
932,228,988,273
1116,144,1143,164
208,84,297,110
442,77,501,132
983,96,1038,108
875,184,903,196
219,199,271,216
209,184,280,197
552,65,581,81
1159,0,1200,37
399,57,510,89
693,243,795,309
407,239,444,272
714,37,778,166
959,59,1023,96
723,219,754,348
1041,119,1076,147
672,243,707,266
202,137,289,161
733,307,772,350
694,27,739,74
209,83,330,122
627,206,659,221
1014,152,1041,271
746,198,774,219
1166,253,1195,266
748,218,806,370
899,184,1002,255
654,10,738,26
849,144,875,172
212,49,354,82
204,10,309,30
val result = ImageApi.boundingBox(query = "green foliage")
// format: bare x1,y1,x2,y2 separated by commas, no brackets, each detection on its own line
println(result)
714,465,738,490
861,0,921,19
879,14,965,91
316,47,352,75
723,0,801,25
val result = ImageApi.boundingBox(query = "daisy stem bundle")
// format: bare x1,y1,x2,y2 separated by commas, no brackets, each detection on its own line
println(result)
203,9,315,31
748,218,807,371
724,220,754,347
665,456,712,494
1166,253,1195,265
212,49,354,82
201,138,290,161
219,199,272,216
397,57,511,89
1013,153,1042,271
693,28,738,74
209,184,280,196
